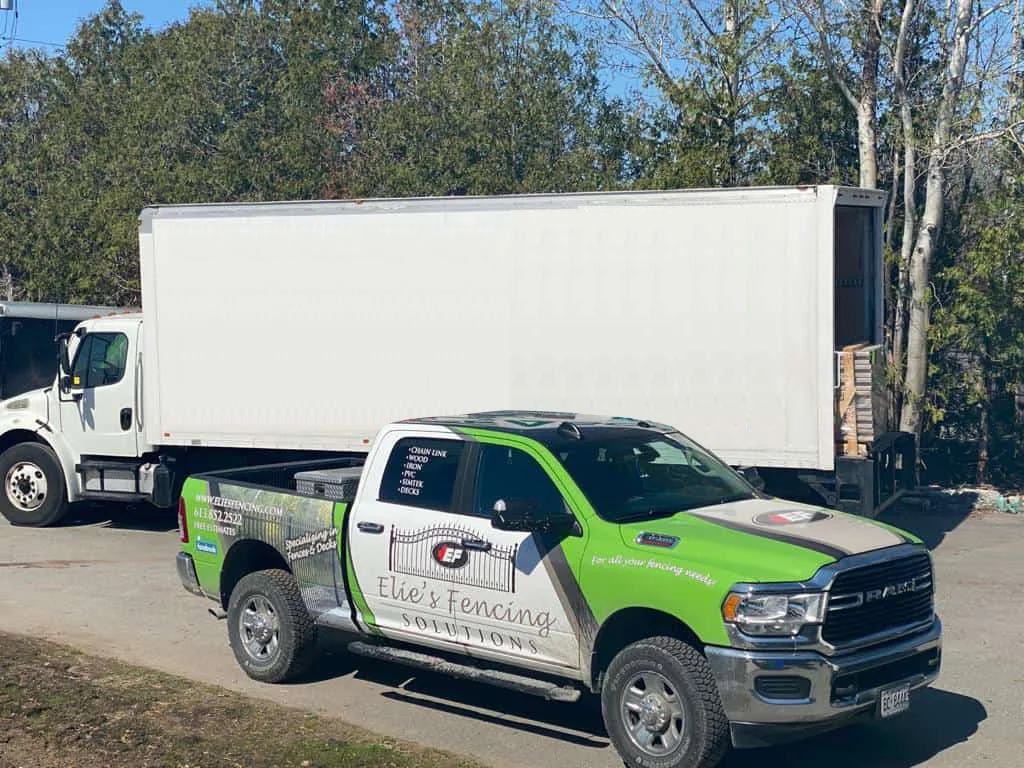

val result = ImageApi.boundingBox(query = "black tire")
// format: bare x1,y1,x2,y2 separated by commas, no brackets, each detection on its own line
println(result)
227,569,317,683
0,442,70,527
601,636,730,768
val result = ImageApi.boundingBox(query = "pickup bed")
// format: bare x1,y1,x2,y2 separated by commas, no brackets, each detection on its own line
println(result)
177,411,941,768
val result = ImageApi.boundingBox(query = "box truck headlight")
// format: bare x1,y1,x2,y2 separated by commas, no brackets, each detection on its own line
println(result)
722,591,825,636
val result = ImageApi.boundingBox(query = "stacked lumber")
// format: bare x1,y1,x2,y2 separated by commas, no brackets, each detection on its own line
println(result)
836,343,888,456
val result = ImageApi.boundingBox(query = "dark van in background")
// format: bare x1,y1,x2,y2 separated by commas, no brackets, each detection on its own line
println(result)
0,303,124,400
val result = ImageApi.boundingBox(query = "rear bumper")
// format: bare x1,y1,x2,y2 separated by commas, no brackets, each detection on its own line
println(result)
176,552,204,597
705,617,941,748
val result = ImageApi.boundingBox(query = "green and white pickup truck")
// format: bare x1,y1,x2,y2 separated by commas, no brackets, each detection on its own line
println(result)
177,412,941,768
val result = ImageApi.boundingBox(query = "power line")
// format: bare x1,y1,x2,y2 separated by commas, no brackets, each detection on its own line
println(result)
8,36,63,49
1,0,16,52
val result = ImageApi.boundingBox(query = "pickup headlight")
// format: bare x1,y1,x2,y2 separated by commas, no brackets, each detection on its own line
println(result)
722,591,826,637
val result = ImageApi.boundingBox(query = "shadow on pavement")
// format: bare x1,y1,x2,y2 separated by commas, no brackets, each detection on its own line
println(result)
303,636,984,765
726,687,986,767
55,501,177,532
299,634,609,749
878,491,979,551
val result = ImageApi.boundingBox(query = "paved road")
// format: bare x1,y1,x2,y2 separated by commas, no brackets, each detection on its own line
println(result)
0,497,1019,768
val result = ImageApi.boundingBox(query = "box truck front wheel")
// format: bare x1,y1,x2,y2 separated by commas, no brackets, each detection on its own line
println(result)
0,443,70,527
601,636,729,768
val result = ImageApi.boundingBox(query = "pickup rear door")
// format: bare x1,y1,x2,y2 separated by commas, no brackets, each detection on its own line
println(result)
347,427,581,674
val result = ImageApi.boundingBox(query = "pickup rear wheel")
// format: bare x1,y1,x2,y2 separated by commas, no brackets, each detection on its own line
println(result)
601,636,729,768
0,443,69,527
227,569,316,683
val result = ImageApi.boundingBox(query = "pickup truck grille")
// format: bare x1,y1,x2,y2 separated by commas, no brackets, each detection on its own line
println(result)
823,553,934,646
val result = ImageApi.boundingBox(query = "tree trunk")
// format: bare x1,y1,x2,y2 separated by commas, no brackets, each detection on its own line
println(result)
856,0,884,188
899,0,975,437
724,0,741,184
892,101,916,387
0,265,12,302
976,358,992,485
891,0,917,413
1012,0,1021,118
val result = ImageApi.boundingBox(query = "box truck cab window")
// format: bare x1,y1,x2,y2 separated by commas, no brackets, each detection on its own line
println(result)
70,333,129,388
556,433,754,522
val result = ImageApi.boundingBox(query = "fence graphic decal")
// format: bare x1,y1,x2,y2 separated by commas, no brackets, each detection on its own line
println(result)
389,524,518,593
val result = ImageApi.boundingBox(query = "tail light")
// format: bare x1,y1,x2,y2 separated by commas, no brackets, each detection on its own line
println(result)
178,497,189,543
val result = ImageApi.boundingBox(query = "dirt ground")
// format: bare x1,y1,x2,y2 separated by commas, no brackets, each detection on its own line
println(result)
0,632,480,768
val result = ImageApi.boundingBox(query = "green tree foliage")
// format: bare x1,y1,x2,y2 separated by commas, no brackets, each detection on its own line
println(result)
928,181,1024,485
758,52,859,185
1,0,1021,485
324,0,630,196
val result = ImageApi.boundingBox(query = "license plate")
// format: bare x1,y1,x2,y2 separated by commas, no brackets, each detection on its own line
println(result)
879,683,911,718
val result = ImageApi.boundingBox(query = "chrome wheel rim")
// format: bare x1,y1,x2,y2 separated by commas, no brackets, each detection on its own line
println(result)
6,462,48,513
620,670,686,756
239,595,280,663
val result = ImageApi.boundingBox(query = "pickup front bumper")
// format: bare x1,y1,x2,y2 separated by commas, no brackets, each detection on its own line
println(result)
705,618,941,748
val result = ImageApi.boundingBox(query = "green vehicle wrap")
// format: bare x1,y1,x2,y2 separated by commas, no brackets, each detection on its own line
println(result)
177,412,941,764
179,416,921,662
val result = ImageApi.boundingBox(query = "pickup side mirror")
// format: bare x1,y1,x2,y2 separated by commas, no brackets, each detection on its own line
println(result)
491,499,578,537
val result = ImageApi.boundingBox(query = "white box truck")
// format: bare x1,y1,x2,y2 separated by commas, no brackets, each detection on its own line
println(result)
0,186,913,526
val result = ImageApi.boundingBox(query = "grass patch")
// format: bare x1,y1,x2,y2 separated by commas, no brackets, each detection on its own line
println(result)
0,631,483,768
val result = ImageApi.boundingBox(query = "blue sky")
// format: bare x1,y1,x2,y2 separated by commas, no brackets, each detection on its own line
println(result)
1,0,644,98
3,1,200,50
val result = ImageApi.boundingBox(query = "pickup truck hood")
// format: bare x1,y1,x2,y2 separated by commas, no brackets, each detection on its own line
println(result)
617,498,916,584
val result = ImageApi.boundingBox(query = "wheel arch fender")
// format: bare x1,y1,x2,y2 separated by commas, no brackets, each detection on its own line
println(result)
219,539,292,611
0,425,78,502
590,607,704,692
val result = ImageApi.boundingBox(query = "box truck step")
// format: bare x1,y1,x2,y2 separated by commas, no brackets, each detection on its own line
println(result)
346,640,582,702
77,458,146,498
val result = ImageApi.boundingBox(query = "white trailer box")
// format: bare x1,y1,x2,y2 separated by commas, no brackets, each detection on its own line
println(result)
139,186,887,475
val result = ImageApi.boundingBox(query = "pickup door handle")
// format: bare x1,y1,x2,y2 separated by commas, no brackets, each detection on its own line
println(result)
461,537,492,552
357,521,384,534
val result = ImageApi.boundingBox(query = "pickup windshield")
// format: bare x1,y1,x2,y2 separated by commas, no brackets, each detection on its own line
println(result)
552,432,755,523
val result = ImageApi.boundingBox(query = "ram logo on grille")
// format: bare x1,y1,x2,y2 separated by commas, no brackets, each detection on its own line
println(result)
823,554,935,645
865,578,923,603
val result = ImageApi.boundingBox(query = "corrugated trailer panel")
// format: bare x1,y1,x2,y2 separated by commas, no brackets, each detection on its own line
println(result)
140,187,879,470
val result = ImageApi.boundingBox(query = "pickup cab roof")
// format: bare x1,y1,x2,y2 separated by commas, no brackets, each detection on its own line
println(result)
404,411,675,448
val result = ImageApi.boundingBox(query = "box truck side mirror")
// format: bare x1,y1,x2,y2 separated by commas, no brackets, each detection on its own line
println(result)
55,334,83,399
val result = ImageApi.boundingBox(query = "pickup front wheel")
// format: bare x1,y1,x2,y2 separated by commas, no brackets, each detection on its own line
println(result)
227,569,317,683
601,636,729,768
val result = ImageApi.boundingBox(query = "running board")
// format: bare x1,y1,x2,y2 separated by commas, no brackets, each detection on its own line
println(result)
346,640,581,702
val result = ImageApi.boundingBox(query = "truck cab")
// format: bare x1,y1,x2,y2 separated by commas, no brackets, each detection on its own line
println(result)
0,313,151,526
177,411,941,768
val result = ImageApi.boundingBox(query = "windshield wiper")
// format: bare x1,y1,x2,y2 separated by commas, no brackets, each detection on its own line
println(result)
614,506,683,524
714,492,755,505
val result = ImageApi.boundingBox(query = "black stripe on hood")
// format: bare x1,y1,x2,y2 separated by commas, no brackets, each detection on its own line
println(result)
690,513,850,561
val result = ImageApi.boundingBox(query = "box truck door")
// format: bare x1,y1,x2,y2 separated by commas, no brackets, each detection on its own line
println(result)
59,324,140,457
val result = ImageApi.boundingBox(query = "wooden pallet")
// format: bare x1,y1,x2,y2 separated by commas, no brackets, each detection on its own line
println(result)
836,343,888,456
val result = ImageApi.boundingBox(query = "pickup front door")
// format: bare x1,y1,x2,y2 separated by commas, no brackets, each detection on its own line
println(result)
58,326,140,458
348,428,582,673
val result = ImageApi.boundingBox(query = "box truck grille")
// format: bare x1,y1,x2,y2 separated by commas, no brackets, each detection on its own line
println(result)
823,553,933,646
